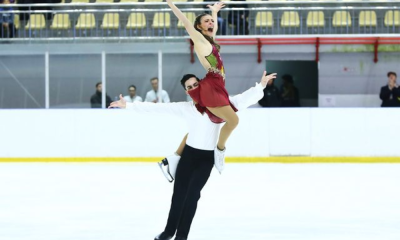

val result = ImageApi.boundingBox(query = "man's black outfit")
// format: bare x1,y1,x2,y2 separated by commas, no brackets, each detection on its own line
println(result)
380,85,400,107
90,91,112,108
258,83,281,107
162,145,214,239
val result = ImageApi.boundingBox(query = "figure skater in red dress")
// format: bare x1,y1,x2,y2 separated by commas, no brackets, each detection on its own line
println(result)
166,0,237,168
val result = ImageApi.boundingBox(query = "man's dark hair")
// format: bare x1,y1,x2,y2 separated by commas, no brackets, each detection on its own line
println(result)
180,74,200,89
128,85,137,90
282,74,294,83
387,71,397,78
150,77,158,82
96,82,102,88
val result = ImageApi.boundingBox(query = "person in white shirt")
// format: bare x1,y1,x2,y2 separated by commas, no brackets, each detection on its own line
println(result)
123,85,143,103
145,77,170,103
109,71,276,240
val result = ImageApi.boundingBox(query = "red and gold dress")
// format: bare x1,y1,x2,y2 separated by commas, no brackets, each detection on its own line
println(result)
188,44,238,124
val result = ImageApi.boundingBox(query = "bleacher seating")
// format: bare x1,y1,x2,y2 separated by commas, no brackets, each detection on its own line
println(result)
307,11,325,27
126,13,147,29
384,10,400,27
25,14,46,30
9,1,400,38
255,12,274,28
75,13,96,30
152,13,171,28
50,14,71,30
281,11,300,28
359,11,377,27
101,13,120,29
332,11,352,27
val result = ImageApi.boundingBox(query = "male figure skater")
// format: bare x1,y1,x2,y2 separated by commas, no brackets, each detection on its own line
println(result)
109,71,277,240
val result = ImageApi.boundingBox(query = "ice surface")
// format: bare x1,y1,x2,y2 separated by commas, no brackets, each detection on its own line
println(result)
0,163,399,240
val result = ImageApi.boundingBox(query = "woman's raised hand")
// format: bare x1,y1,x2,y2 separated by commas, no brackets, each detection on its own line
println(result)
207,2,226,13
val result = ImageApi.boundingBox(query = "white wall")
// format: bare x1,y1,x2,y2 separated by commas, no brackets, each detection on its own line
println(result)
319,94,382,107
0,109,399,158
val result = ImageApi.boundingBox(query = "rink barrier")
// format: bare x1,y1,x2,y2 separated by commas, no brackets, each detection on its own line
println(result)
1,157,400,163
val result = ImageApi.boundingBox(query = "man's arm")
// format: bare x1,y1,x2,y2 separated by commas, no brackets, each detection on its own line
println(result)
229,71,277,111
90,95,101,108
125,101,190,117
163,91,171,103
110,94,190,117
144,91,151,102
393,86,400,98
380,86,391,100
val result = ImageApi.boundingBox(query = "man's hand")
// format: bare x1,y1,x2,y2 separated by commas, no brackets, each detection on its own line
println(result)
260,71,277,88
108,94,126,109
389,82,395,90
2,23,9,28
207,2,225,13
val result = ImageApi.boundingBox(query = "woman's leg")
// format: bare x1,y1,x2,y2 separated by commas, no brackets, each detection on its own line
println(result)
175,134,188,156
206,106,239,150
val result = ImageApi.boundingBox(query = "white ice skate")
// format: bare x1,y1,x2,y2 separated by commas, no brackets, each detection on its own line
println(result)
158,153,181,183
214,147,226,174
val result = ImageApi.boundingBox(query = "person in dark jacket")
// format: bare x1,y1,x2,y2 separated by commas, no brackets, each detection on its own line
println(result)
258,75,281,107
228,0,249,35
0,0,15,38
280,74,300,107
380,71,400,107
17,0,56,21
90,82,112,108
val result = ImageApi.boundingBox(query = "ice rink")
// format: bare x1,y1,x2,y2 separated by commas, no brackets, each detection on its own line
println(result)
1,163,400,240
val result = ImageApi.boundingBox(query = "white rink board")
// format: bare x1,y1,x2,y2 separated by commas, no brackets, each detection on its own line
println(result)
0,108,399,157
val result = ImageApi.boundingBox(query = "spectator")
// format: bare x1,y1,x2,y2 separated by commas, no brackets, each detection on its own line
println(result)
203,0,227,35
228,0,249,35
123,85,143,103
17,0,55,21
258,74,281,107
0,0,16,38
90,82,112,108
145,77,170,103
380,71,400,107
280,74,300,107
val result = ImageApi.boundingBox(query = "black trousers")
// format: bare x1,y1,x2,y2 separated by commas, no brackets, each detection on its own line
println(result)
0,23,15,38
164,144,214,238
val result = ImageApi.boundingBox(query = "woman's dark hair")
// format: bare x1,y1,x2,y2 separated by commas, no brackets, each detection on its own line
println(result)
193,13,221,51
180,74,200,89
387,71,397,78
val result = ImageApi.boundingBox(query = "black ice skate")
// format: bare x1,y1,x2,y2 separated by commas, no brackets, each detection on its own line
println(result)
154,232,173,240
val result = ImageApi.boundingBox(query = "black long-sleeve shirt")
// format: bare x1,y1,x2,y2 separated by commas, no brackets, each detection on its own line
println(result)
258,84,281,107
379,85,400,107
90,91,112,108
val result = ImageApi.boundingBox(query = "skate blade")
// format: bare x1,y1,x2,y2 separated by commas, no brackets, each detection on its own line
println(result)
157,162,174,183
